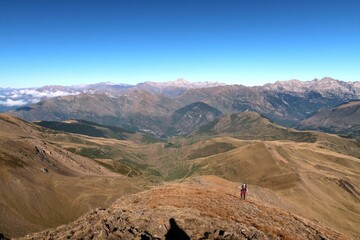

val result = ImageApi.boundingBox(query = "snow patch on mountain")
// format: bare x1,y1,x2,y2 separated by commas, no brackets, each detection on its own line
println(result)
1,77,360,112
263,77,360,97
143,78,226,89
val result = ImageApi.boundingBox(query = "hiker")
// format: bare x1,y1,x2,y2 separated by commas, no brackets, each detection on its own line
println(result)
240,183,247,200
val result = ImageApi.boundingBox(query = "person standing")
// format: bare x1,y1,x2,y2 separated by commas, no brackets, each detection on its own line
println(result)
240,183,247,200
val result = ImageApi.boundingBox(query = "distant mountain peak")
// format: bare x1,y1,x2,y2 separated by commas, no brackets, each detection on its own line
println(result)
142,78,225,88
263,77,360,97
318,77,336,82
172,78,189,84
134,79,226,97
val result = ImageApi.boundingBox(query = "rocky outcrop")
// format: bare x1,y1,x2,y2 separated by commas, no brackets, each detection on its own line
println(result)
19,176,351,240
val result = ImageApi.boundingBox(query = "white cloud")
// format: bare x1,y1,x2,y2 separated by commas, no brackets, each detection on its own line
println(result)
0,89,81,107
9,93,21,98
0,99,28,107
17,89,79,98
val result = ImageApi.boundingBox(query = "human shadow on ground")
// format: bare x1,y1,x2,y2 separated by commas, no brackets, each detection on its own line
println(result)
165,218,190,240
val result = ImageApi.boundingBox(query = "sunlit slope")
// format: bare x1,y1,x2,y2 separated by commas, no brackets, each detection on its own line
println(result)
2,112,360,237
179,137,360,236
301,100,360,138
42,127,165,180
161,112,360,235
0,114,142,237
19,176,350,240
196,111,360,157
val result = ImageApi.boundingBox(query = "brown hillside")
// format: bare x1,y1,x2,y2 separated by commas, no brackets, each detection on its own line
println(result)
302,101,360,129
18,176,350,240
0,114,141,238
181,137,360,236
2,113,360,239
301,100,360,137
197,112,317,142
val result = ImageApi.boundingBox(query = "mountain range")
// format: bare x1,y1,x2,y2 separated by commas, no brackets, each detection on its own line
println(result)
3,77,359,108
7,77,360,137
2,77,360,239
0,79,223,111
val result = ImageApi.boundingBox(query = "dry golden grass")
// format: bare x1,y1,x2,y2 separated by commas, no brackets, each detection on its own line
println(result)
0,114,145,238
19,176,352,240
1,113,360,238
184,137,360,236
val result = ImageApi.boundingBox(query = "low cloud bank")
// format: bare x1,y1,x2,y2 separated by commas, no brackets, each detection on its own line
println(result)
0,89,80,107
0,99,28,107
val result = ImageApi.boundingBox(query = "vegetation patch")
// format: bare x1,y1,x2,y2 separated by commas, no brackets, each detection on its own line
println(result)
36,120,131,140
66,147,77,154
188,142,236,159
95,160,141,177
0,153,27,168
198,119,219,133
95,158,161,178
165,142,181,148
165,165,190,181
72,147,113,159
141,134,166,144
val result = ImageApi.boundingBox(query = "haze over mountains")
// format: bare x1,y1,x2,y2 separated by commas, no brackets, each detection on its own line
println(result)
0,79,223,111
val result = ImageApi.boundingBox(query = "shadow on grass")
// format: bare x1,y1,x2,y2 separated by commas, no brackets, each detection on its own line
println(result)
165,218,190,240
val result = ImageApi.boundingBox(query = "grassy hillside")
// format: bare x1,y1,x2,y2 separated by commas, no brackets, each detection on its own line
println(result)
301,100,360,138
198,112,317,142
2,113,360,238
163,136,360,235
0,114,143,238
35,119,134,140
19,176,352,240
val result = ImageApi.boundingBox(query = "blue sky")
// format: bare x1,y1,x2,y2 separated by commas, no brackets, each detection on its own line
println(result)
0,0,360,88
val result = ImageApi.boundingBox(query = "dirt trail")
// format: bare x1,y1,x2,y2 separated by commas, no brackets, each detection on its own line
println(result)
265,142,289,163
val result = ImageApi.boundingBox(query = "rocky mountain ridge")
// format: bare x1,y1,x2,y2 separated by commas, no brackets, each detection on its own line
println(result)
18,176,352,240
263,77,360,97
5,77,360,137
2,77,359,110
0,79,224,111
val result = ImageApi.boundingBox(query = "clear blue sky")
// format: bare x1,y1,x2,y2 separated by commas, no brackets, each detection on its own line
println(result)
1,0,360,88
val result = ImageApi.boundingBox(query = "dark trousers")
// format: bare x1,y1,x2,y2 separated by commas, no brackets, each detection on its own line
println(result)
241,192,246,199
